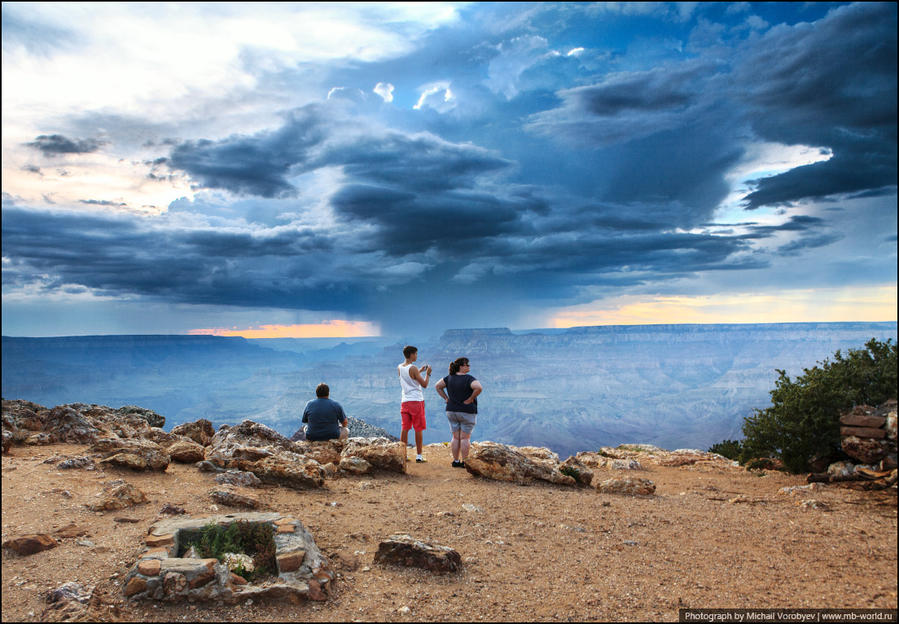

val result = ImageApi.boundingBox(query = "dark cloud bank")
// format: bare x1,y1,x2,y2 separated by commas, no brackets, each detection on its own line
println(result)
4,3,896,331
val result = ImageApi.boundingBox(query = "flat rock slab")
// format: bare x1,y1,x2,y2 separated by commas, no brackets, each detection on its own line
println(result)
374,534,462,574
2,533,58,555
595,477,656,496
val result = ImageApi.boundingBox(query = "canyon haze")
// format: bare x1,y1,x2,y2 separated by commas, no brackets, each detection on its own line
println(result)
2,322,896,459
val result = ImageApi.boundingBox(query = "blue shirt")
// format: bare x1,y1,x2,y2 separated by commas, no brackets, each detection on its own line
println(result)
302,398,347,441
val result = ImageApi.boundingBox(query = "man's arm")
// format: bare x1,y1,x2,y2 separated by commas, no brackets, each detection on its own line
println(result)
463,380,483,404
410,364,431,388
302,405,309,423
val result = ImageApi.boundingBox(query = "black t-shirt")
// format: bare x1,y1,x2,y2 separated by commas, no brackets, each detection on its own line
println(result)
443,374,477,414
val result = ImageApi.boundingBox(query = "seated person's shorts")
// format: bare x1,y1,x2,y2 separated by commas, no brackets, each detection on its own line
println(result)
303,425,349,440
446,411,476,434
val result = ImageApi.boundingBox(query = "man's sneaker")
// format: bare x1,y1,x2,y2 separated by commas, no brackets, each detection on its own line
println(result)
451,460,465,468
416,455,426,463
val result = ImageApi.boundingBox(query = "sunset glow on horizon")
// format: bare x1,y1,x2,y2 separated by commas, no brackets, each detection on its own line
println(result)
188,320,380,339
550,286,899,328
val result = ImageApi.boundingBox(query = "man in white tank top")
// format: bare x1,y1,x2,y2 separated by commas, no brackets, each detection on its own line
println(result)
398,345,431,462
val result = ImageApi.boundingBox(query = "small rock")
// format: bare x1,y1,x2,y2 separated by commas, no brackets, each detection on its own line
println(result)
596,477,655,496
2,534,58,555
461,503,481,513
799,499,830,511
374,534,461,574
209,485,261,509
159,503,186,515
57,456,95,470
398,606,412,614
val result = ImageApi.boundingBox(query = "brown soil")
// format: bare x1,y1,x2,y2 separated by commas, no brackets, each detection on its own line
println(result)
2,442,896,622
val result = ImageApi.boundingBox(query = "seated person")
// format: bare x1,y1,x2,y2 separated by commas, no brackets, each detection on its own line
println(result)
302,383,349,441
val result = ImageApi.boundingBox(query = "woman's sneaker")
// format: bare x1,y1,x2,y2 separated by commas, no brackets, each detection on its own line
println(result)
451,460,465,468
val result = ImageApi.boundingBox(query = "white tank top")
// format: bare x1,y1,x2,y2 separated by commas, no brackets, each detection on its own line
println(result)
398,363,424,402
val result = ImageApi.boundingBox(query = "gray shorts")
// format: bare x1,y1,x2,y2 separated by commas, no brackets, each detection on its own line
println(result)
447,411,476,434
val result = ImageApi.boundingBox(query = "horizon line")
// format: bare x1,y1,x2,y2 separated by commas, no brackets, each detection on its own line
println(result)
3,319,897,340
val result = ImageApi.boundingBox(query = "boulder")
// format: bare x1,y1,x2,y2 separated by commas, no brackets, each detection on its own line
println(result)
826,461,856,478
115,405,165,429
91,438,170,472
210,420,302,458
595,477,656,496
294,439,345,466
250,454,326,490
209,485,262,509
214,470,262,488
167,439,206,463
374,534,461,574
840,426,886,439
87,481,149,511
2,533,58,555
881,400,897,441
171,419,215,447
341,437,406,473
840,406,886,428
141,428,181,447
559,456,595,487
463,442,576,487
842,435,889,465
339,456,373,475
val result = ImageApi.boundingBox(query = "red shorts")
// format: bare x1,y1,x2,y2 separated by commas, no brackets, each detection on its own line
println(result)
401,401,426,432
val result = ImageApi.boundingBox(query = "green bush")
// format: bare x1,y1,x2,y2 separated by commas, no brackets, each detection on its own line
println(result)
180,520,277,581
707,439,743,460
739,338,897,474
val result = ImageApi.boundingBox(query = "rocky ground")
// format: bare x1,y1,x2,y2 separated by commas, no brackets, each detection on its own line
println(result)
2,439,897,622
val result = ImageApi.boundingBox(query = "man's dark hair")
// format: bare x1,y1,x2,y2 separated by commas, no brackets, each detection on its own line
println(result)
403,345,418,359
315,383,329,398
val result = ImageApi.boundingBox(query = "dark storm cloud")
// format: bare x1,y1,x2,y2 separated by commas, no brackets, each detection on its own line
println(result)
736,2,897,208
524,3,896,214
738,215,827,239
26,134,106,155
324,132,512,192
490,230,762,280
0,206,361,311
526,60,720,148
777,232,844,256
167,104,515,198
330,184,539,256
168,107,329,198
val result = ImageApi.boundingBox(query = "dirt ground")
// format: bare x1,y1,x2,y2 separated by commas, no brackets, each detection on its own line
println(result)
2,442,897,622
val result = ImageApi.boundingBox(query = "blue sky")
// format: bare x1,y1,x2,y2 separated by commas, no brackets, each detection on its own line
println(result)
2,2,896,337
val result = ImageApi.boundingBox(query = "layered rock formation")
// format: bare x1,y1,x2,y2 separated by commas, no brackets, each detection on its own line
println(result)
807,400,898,489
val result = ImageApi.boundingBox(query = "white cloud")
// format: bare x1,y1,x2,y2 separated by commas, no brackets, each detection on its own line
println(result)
413,81,456,112
373,82,395,103
566,47,585,57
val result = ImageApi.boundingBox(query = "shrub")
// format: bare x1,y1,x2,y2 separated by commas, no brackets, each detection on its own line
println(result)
739,338,897,474
560,465,581,480
180,520,277,581
707,439,743,460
